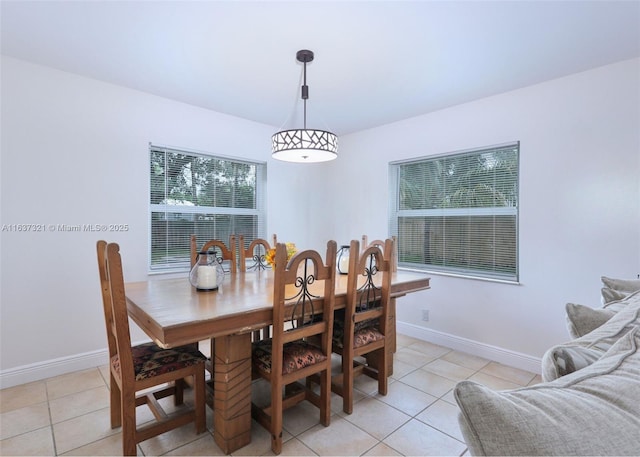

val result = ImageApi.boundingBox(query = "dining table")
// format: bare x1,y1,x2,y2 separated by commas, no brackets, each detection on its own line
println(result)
125,268,430,454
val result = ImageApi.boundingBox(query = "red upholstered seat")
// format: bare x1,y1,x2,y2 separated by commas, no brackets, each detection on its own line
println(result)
111,342,205,381
253,339,327,375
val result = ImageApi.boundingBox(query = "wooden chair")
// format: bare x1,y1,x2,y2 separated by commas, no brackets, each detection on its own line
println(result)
190,234,237,273
238,234,278,341
97,241,206,456
332,238,394,414
251,241,337,454
190,235,237,390
238,234,278,272
362,234,397,272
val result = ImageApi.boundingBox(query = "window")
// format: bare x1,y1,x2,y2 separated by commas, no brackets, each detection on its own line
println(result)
149,145,266,272
389,142,519,282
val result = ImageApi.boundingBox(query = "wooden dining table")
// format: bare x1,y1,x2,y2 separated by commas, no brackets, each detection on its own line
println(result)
125,269,430,454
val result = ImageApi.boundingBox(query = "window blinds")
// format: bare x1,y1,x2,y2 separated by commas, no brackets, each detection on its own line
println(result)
149,145,267,272
389,142,519,281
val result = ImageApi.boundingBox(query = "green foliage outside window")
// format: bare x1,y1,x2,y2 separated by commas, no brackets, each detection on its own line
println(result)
149,147,265,271
391,143,519,281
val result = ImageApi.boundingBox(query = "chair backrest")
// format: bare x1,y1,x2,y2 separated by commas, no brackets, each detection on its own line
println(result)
238,235,272,272
361,235,384,251
97,241,135,381
362,235,397,272
271,240,337,371
346,238,394,334
190,235,237,273
97,240,118,362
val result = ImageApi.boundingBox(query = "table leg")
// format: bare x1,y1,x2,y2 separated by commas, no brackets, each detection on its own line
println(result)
212,333,252,454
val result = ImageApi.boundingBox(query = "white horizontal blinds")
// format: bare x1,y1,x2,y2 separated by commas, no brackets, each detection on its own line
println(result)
390,143,519,281
149,145,266,272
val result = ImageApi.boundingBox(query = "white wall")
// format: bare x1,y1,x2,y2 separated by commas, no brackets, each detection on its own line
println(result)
322,58,640,368
2,55,638,386
0,56,322,385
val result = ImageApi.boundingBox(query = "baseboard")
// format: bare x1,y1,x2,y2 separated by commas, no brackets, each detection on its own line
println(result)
0,349,109,389
1,327,541,389
397,321,542,374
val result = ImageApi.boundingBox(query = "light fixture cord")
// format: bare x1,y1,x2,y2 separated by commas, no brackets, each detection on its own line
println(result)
302,60,309,129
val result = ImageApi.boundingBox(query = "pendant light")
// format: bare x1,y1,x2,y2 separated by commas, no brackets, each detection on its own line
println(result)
271,50,338,163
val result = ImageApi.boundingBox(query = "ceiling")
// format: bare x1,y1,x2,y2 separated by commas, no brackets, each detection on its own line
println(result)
2,1,639,136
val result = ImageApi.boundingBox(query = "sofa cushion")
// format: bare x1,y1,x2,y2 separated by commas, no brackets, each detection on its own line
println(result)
601,276,640,304
565,303,615,338
455,327,640,456
601,287,627,304
542,295,640,381
603,289,640,313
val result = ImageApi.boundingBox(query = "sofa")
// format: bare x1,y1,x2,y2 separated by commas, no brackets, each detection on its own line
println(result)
454,277,640,456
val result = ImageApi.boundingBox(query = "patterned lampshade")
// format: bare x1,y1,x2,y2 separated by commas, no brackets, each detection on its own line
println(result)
272,50,338,163
271,128,338,163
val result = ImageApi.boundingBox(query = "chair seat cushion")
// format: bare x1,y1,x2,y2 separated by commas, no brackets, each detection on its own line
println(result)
252,340,327,375
353,326,384,348
111,342,206,381
333,308,383,349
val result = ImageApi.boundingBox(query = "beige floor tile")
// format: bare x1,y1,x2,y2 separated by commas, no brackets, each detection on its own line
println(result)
389,358,419,380
353,372,385,396
363,441,403,456
331,388,367,416
264,437,317,456
479,361,536,386
234,418,292,456
383,419,467,456
282,399,331,436
298,416,378,456
440,389,457,405
393,347,437,368
0,401,50,440
415,399,465,441
343,396,410,440
46,368,106,400
52,407,119,455
2,334,547,456
0,426,55,456
0,381,48,413
467,372,521,391
138,421,206,456
164,432,225,456
440,350,490,371
528,374,543,386
399,369,457,398
396,334,422,348
61,432,125,456
97,365,110,386
422,359,476,381
407,341,452,359
376,380,437,416
49,385,110,424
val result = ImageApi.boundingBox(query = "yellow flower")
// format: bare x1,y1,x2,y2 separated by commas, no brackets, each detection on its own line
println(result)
266,243,297,267
265,247,276,266
285,243,297,260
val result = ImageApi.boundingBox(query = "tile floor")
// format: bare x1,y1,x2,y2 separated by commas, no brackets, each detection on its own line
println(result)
0,335,542,456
